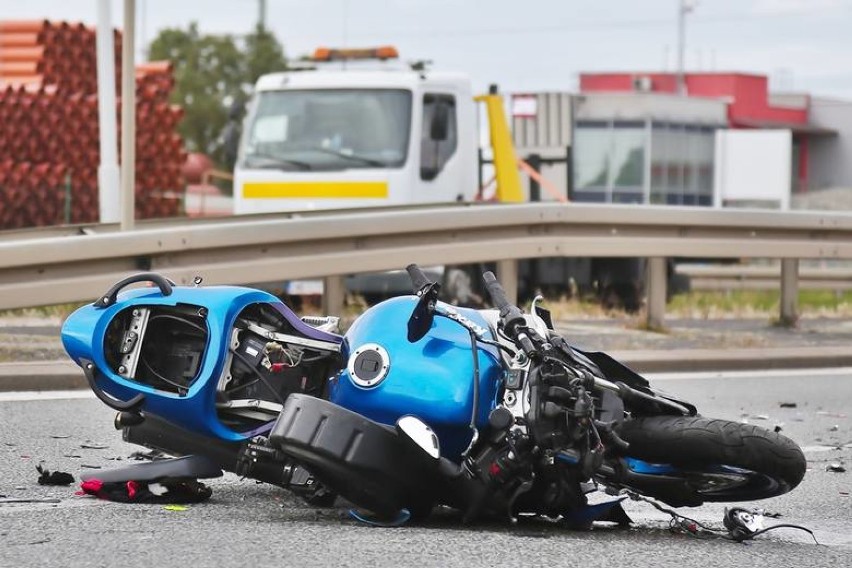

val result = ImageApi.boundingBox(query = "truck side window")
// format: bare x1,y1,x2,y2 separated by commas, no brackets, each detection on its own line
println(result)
421,94,457,181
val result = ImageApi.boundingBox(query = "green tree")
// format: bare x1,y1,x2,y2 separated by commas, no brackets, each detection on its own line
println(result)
244,24,287,85
148,23,287,167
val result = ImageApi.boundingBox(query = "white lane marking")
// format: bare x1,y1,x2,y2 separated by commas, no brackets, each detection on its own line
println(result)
801,444,852,453
0,390,94,402
1,368,851,401
644,367,852,382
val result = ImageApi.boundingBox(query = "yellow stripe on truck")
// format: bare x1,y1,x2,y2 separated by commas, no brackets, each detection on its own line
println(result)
243,181,388,199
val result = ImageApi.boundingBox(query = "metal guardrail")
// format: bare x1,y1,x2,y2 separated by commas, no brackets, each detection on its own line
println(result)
678,263,852,291
3,202,852,325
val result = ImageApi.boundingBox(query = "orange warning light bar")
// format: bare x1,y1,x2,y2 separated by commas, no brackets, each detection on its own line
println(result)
312,45,399,62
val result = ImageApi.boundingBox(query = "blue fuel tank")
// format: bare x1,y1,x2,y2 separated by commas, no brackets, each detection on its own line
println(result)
329,296,504,461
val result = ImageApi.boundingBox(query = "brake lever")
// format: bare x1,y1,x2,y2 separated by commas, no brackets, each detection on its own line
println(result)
514,329,538,361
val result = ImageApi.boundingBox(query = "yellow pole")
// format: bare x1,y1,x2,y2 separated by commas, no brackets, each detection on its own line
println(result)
475,93,523,202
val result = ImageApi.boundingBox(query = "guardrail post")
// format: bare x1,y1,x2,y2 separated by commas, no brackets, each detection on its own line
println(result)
780,258,799,326
322,275,345,315
646,257,667,330
527,153,541,202
496,259,519,305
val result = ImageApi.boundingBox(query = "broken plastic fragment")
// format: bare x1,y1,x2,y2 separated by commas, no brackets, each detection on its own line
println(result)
36,463,74,486
163,505,189,512
0,497,61,504
826,463,846,473
779,402,797,408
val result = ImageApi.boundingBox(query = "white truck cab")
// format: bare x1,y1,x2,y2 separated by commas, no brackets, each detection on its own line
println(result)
234,54,480,214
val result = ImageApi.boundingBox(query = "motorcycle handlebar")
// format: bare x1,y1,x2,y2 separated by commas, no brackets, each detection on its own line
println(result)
482,272,535,358
406,264,431,293
482,271,510,313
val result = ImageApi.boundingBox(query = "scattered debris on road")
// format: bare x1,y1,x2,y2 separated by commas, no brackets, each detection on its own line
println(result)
826,463,846,473
78,479,212,504
816,411,847,418
779,402,797,408
36,463,74,486
0,497,61,504
128,449,169,461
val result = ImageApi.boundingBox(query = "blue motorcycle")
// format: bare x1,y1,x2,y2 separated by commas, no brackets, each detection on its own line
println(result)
61,267,806,523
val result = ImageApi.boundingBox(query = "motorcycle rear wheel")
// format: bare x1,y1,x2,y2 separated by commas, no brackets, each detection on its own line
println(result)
615,416,806,504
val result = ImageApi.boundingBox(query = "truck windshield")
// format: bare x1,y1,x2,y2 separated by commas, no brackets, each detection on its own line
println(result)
241,89,412,171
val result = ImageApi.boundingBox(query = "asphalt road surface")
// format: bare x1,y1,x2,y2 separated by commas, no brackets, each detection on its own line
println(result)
1,370,851,568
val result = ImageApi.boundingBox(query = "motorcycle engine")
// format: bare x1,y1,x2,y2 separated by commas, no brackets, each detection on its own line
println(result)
214,304,338,430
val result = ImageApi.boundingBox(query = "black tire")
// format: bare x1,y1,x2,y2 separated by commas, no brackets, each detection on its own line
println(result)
616,416,806,504
269,394,424,518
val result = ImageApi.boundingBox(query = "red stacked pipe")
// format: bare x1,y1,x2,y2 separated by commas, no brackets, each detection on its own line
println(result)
0,20,185,229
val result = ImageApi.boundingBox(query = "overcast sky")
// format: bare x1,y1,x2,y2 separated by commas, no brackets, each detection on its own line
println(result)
5,0,852,99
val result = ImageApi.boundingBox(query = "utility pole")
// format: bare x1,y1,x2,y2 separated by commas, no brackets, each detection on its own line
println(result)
258,0,267,31
677,0,696,95
120,0,136,230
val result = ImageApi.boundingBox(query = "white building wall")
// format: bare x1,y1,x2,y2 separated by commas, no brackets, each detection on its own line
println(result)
808,98,852,191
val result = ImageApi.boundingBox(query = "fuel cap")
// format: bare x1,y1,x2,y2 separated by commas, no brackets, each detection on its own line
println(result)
347,343,390,388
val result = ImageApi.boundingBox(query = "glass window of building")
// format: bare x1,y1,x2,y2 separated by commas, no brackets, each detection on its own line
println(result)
573,121,610,202
648,122,715,206
611,121,645,203
574,120,645,203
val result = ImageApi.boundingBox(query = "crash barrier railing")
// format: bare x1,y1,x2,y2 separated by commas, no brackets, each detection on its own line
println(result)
2,201,852,327
677,263,852,291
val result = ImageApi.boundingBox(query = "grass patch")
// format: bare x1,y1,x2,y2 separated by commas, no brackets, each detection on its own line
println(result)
0,303,86,320
666,289,852,319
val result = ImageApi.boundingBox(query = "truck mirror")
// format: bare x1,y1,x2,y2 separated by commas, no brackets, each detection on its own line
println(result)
430,103,450,141
228,98,246,121
222,122,241,166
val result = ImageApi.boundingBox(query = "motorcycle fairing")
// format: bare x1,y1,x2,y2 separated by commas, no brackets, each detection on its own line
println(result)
62,284,342,442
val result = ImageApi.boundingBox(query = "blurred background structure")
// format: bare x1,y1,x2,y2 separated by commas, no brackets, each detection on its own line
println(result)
0,20,184,229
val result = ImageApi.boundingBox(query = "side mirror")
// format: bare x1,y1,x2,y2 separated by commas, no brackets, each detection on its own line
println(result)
429,102,450,141
406,282,439,342
228,98,246,121
396,415,440,460
222,122,241,166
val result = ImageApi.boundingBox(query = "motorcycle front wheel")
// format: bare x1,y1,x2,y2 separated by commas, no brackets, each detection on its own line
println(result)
613,416,806,505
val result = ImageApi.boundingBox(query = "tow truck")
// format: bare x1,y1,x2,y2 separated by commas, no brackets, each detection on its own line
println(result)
227,46,639,307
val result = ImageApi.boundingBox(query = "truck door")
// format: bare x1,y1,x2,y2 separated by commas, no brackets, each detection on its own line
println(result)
418,93,461,202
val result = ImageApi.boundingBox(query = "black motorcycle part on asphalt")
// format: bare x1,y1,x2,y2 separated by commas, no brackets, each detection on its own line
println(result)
80,455,223,483
269,394,437,519
123,413,292,487
613,416,807,506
